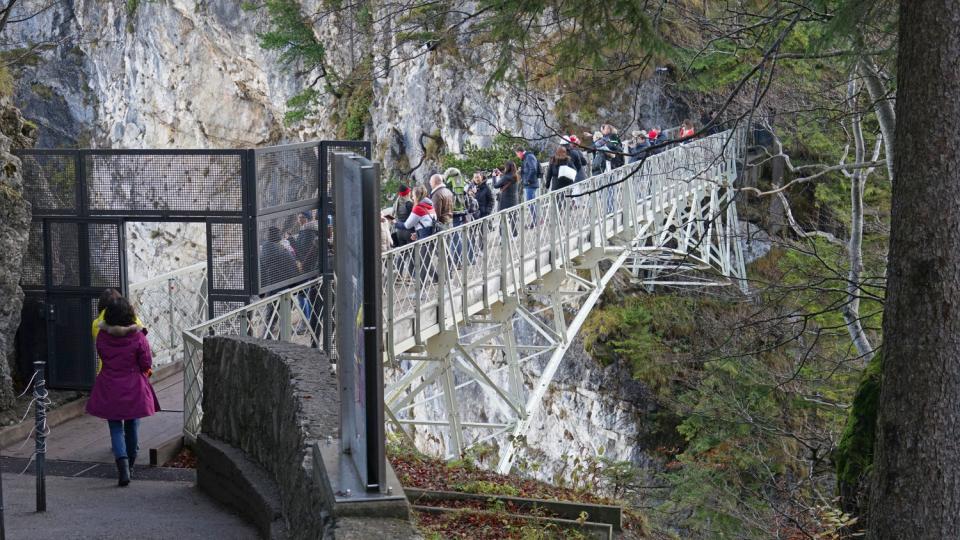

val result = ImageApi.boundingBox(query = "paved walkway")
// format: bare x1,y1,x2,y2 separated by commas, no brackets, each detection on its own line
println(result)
0,369,257,539
3,369,184,463
1,472,257,539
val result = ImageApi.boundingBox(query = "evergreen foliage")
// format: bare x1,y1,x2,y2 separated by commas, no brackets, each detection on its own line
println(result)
251,0,343,123
441,134,522,174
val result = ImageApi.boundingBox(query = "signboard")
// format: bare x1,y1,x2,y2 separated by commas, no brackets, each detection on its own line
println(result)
332,153,385,492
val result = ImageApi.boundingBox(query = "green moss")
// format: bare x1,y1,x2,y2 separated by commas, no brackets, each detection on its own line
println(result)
0,65,13,98
0,48,44,68
30,82,55,100
453,480,520,497
834,351,882,507
342,76,372,140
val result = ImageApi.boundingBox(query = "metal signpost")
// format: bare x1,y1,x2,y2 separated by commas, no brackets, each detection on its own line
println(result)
332,153,386,493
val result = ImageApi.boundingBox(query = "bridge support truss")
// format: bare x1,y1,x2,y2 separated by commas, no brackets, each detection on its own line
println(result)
382,130,747,473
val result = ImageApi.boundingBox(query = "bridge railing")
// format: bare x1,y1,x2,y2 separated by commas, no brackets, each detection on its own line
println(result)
129,262,209,365
181,277,326,439
180,128,741,441
381,129,738,359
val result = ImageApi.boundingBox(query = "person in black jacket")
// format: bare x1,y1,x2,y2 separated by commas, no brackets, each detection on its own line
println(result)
546,146,577,192
493,159,519,210
561,137,588,181
259,226,300,287
391,184,415,247
472,172,495,219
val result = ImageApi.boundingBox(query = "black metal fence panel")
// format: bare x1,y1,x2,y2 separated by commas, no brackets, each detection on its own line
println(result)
48,222,81,287
208,221,246,293
88,222,122,289
84,152,245,215
20,222,44,289
14,139,369,389
254,142,320,215
19,152,78,214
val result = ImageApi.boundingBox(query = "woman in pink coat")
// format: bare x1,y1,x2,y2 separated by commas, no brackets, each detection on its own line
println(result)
86,295,160,487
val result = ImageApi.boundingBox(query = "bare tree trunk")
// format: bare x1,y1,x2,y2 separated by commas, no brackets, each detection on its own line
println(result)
868,1,960,536
860,57,895,183
842,75,876,361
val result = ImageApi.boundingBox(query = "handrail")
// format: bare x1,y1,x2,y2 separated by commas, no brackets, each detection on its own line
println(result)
384,130,735,256
183,277,323,340
128,261,206,292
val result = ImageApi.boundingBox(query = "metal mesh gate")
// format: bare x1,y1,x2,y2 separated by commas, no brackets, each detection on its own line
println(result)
15,141,369,389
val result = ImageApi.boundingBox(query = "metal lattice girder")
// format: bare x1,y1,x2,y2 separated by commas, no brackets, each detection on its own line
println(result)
381,128,749,467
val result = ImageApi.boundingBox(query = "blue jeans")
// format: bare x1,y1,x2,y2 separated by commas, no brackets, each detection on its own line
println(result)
524,187,539,225
108,419,139,460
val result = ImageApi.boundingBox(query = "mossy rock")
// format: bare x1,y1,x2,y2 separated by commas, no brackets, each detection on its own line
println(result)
834,351,881,516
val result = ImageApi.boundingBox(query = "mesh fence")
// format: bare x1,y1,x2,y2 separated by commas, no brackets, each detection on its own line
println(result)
21,222,44,288
20,153,77,213
256,208,320,292
209,222,245,292
321,141,371,271
85,153,244,214
49,222,80,287
255,144,319,212
47,295,93,388
88,222,122,289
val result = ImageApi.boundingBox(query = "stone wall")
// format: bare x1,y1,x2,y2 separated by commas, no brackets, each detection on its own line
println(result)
200,337,339,539
0,102,36,408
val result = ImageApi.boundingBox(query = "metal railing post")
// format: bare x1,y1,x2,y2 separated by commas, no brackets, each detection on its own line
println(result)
167,277,176,351
500,213,510,298
461,226,470,320
279,292,292,341
413,241,423,344
33,360,46,513
385,253,396,363
437,236,448,332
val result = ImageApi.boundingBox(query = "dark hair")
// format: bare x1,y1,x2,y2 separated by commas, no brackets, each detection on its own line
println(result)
267,226,282,243
502,160,517,176
551,146,568,165
97,288,121,313
103,296,137,327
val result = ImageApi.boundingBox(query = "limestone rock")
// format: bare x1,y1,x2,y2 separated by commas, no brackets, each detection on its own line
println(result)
0,102,37,408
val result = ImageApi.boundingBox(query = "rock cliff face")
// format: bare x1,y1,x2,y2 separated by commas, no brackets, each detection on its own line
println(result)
2,0,687,175
0,102,37,406
1,0,692,479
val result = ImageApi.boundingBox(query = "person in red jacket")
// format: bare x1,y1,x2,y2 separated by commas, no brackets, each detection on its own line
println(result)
86,296,160,487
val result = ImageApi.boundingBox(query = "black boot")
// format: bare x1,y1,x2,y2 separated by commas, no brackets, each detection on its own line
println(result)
116,458,130,487
128,453,136,479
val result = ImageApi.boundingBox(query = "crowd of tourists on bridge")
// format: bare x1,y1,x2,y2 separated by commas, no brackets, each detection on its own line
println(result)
385,117,711,250
256,116,717,289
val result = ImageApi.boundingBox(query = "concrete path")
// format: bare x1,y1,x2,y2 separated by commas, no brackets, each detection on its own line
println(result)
1,472,257,539
0,370,254,539
3,370,184,463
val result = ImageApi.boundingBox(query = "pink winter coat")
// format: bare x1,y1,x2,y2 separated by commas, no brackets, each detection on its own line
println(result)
86,325,160,421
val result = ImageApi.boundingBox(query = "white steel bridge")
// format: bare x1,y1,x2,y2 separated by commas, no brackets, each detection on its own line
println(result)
177,127,747,474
